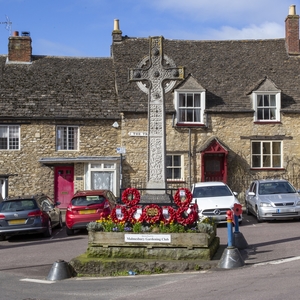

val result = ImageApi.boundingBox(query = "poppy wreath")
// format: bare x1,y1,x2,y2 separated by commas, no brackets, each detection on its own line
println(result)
127,205,143,224
161,206,176,224
141,204,162,224
110,205,128,223
173,187,192,207
121,188,141,207
176,205,198,226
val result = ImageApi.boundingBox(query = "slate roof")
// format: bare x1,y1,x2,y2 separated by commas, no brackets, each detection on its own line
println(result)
112,37,300,114
1,35,300,120
0,55,118,120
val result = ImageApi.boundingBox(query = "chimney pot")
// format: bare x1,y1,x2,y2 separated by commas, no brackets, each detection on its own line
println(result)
12,31,19,37
289,5,296,15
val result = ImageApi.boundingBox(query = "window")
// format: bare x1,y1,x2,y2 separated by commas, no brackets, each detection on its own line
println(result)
253,93,280,122
56,126,78,150
0,125,20,150
166,155,183,181
175,90,205,124
251,141,282,168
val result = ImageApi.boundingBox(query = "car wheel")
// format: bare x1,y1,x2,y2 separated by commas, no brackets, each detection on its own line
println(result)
57,213,63,228
66,226,74,236
256,207,262,223
43,219,53,237
245,201,251,216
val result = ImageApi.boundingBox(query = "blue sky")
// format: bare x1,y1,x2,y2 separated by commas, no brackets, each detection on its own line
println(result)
0,0,298,58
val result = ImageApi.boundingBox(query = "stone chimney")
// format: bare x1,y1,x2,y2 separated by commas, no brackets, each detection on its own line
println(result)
8,31,32,63
285,5,300,55
112,19,122,42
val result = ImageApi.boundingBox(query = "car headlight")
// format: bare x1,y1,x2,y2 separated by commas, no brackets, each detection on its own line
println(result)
259,202,272,207
296,200,300,206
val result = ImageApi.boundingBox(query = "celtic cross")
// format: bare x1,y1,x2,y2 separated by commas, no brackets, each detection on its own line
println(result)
129,36,184,191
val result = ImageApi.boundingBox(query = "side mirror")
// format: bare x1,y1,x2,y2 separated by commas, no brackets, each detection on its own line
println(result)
248,191,255,196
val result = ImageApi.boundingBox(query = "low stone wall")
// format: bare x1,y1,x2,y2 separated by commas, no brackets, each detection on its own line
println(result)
69,231,220,276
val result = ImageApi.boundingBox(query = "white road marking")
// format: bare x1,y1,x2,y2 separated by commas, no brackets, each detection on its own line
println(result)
253,256,300,267
20,278,55,284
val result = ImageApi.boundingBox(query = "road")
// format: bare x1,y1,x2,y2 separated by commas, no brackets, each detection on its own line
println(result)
1,214,300,299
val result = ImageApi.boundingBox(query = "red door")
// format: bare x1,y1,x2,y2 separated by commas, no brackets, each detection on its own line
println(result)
54,166,74,208
204,154,225,182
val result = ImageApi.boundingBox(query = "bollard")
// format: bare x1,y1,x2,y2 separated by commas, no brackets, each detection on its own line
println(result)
47,259,72,281
217,209,245,269
232,203,248,250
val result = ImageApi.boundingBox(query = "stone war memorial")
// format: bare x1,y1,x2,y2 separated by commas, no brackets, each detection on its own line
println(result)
70,36,220,277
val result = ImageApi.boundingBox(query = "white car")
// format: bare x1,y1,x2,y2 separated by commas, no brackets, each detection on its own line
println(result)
191,182,242,223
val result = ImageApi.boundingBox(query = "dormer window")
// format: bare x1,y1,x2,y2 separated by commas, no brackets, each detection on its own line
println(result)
175,90,205,125
254,93,280,122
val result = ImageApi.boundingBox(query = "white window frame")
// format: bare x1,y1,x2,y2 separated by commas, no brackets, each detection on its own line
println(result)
175,90,206,125
56,126,79,151
253,92,281,122
0,125,20,150
251,140,282,169
166,154,184,181
85,162,118,195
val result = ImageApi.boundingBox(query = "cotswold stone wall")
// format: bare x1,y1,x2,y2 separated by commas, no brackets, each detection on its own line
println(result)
1,111,300,199
0,119,121,198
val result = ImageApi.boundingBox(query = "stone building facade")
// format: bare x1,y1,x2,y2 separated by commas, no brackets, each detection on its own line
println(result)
0,5,300,206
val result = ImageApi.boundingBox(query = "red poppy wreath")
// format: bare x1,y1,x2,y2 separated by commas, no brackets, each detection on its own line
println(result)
121,188,141,207
161,206,176,224
141,204,162,224
110,205,128,223
176,206,198,226
127,205,143,224
173,187,192,207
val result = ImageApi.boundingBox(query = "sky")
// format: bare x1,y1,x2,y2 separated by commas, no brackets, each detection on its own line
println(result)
0,0,298,58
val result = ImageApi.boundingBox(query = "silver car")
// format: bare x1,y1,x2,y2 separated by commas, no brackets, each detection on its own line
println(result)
245,179,300,222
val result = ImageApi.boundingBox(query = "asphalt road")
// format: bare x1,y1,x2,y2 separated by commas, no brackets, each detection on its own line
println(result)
1,214,300,299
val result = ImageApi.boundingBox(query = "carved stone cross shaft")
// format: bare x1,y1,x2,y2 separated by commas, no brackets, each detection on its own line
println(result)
129,36,184,191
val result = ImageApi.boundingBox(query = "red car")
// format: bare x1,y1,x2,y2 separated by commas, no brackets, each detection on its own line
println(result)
65,190,117,235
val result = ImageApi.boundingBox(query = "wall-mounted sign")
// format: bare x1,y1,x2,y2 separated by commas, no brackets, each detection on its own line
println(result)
129,131,148,136
116,147,126,154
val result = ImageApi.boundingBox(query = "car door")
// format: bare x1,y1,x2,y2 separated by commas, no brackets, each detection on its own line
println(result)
248,182,257,213
40,197,59,227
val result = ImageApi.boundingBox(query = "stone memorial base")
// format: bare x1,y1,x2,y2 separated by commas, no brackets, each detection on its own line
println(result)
69,231,220,277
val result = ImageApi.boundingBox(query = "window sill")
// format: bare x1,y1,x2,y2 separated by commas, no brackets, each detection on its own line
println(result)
176,123,205,127
167,180,186,183
253,121,281,124
250,168,285,171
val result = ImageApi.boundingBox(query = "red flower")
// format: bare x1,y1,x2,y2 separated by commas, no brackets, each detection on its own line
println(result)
121,188,141,207
127,205,143,224
174,187,192,207
161,206,176,224
176,205,198,226
110,205,128,223
141,204,162,224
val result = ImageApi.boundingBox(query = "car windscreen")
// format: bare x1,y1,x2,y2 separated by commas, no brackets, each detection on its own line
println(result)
193,186,232,198
0,199,38,212
258,182,296,195
71,195,106,206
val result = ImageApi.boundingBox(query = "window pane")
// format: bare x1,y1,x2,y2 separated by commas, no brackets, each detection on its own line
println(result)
173,155,181,166
173,168,181,179
272,142,281,154
186,109,193,122
194,94,200,107
257,95,263,106
263,95,269,106
194,108,201,122
252,142,261,154
263,155,271,167
273,155,281,167
252,155,261,167
270,95,276,106
257,108,263,120
187,94,193,107
179,94,186,107
263,142,270,154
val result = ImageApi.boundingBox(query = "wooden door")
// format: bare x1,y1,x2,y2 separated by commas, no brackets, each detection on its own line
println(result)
54,166,74,208
204,154,225,182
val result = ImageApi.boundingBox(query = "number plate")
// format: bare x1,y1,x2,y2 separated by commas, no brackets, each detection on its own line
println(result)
8,219,26,225
79,209,96,215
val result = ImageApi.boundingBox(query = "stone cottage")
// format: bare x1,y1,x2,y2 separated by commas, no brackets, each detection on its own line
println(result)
0,5,300,207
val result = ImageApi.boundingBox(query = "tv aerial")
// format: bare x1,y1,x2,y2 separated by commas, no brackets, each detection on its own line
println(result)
0,15,12,35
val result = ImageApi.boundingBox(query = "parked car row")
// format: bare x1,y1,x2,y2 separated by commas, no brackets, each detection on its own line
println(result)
1,178,299,240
